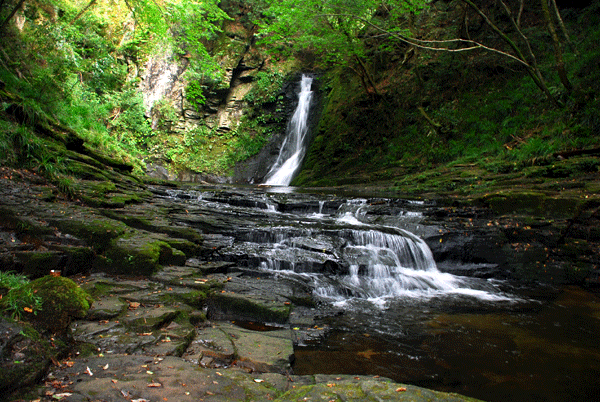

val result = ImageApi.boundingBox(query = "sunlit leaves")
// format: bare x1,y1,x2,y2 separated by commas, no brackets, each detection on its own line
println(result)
257,0,429,68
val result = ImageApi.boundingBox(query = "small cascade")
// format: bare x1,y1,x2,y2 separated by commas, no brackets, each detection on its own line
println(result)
264,75,314,186
160,187,512,303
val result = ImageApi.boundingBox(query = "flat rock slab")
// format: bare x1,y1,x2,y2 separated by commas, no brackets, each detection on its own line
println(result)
43,355,283,402
86,294,127,320
221,322,293,373
182,321,293,373
281,374,483,401
207,274,294,324
40,355,481,402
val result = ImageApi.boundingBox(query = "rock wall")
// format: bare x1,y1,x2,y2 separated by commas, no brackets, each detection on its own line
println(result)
140,18,274,183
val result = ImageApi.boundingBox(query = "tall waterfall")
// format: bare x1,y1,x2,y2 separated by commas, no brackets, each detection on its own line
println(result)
264,75,313,186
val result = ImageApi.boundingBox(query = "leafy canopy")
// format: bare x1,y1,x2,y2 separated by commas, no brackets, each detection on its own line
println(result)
258,0,428,66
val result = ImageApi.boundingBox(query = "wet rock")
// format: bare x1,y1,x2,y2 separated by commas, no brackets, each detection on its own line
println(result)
279,374,481,401
121,306,180,332
24,275,94,335
187,318,294,374
184,324,236,366
207,289,291,324
36,355,482,402
86,295,126,320
0,318,53,397
184,259,237,275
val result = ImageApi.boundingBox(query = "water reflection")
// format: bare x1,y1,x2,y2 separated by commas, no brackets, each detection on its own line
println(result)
294,286,600,402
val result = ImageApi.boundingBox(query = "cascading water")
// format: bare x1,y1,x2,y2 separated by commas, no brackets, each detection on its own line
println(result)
263,75,313,186
310,205,509,302
212,196,512,304
156,187,599,402
162,187,511,303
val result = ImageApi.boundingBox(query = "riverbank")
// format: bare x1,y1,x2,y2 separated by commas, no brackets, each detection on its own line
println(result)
0,165,488,402
1,151,599,400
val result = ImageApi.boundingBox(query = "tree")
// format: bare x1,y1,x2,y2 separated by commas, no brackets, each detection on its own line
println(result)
258,0,574,106
258,0,427,95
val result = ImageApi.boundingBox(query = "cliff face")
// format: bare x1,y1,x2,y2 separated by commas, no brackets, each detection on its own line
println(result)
139,16,296,183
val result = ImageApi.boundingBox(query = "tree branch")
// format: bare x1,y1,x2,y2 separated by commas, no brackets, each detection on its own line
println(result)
322,13,531,68
550,0,577,54
70,0,98,25
1,0,26,31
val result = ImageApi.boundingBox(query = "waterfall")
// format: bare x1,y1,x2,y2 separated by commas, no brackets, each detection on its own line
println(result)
264,75,314,186
162,188,514,304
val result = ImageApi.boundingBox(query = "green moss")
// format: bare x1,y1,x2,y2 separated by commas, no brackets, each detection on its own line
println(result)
174,290,209,309
482,191,580,217
100,210,204,246
25,275,93,334
51,218,128,252
102,238,169,275
209,293,291,324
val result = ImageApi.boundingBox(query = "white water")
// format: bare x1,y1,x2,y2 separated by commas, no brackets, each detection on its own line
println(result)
264,75,313,186
254,198,514,303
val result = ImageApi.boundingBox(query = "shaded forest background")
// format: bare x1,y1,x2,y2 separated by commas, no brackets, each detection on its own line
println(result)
1,0,599,192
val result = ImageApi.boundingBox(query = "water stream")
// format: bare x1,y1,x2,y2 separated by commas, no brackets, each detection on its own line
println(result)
264,75,313,186
161,186,600,402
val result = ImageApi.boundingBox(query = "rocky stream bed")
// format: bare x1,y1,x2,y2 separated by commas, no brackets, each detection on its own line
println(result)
1,163,600,402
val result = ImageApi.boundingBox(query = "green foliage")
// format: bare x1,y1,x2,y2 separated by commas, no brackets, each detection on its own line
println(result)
152,98,179,131
0,272,42,320
244,70,285,104
0,271,29,290
258,0,426,67
185,81,207,110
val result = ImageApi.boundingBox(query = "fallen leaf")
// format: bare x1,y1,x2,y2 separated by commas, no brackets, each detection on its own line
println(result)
357,349,378,359
85,366,93,376
396,387,407,392
102,364,109,370
147,382,162,387
254,379,264,383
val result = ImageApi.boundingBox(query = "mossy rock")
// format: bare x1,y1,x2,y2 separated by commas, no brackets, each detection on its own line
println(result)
0,318,53,397
277,376,482,401
50,218,129,252
481,191,580,218
538,157,600,178
101,235,184,276
99,210,204,246
25,275,93,335
208,292,291,324
173,290,209,309
0,207,54,237
13,251,63,278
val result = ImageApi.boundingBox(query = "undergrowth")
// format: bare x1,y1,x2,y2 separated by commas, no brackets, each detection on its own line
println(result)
0,272,42,320
297,3,600,188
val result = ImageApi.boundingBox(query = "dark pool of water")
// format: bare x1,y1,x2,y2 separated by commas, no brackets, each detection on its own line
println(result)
292,285,600,402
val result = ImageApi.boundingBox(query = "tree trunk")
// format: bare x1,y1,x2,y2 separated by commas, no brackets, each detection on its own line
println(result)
461,0,561,107
1,0,26,31
70,0,98,25
540,0,573,92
